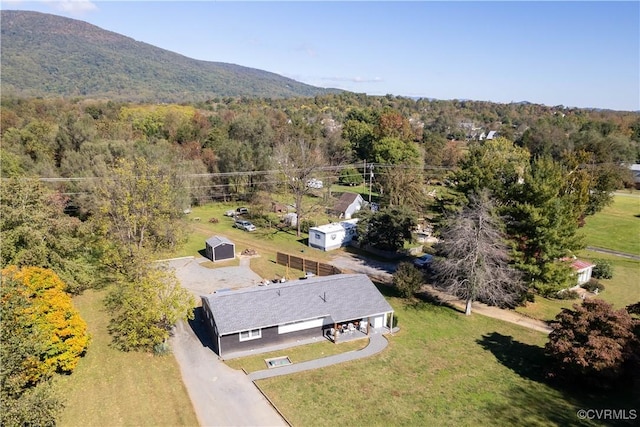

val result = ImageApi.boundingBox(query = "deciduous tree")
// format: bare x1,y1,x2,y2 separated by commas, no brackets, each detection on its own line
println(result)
92,157,184,278
0,178,96,294
356,206,417,252
545,299,639,387
432,192,524,315
106,266,195,352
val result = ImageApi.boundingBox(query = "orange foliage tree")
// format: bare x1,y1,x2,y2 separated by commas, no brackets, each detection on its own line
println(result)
1,266,89,382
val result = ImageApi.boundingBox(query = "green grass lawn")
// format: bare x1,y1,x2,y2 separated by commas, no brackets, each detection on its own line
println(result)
225,340,368,374
580,193,640,255
256,292,638,426
53,289,198,427
516,251,639,322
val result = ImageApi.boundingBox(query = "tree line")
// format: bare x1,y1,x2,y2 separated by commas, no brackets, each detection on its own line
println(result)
1,93,639,424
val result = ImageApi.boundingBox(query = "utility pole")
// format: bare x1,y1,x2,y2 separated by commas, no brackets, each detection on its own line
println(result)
368,164,374,203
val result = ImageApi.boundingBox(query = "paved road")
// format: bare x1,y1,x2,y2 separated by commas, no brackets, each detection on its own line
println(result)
586,246,640,260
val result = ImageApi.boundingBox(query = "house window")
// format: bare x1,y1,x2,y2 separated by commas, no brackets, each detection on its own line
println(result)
315,233,321,239
239,329,262,342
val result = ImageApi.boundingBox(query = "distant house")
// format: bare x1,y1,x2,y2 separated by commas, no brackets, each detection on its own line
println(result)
331,192,365,219
570,259,595,287
630,164,640,189
205,236,235,262
308,219,358,251
272,202,288,213
201,274,395,358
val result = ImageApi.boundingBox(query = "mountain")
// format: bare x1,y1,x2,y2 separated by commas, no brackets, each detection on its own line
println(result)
0,10,341,102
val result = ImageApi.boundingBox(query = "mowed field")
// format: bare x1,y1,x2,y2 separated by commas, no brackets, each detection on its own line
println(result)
518,193,640,321
54,289,199,427
254,291,639,426
581,192,640,255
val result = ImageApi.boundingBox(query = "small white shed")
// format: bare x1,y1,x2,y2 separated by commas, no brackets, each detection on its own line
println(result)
308,219,358,251
205,236,236,262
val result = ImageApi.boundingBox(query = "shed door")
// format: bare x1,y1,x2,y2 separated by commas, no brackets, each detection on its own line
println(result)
215,244,234,261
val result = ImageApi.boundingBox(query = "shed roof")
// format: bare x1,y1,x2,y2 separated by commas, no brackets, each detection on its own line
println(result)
202,274,393,335
309,219,358,234
571,259,594,271
205,235,234,248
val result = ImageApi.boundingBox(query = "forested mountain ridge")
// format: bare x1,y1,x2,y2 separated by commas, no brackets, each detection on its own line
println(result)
0,10,341,102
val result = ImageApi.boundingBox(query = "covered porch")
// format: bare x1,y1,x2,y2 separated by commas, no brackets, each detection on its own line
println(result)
326,312,394,344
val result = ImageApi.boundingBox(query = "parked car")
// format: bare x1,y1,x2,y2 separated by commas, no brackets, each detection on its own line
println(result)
306,179,323,189
236,207,249,215
234,220,256,232
224,209,236,217
413,254,433,269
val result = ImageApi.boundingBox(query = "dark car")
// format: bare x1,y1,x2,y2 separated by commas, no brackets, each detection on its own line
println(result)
413,254,433,269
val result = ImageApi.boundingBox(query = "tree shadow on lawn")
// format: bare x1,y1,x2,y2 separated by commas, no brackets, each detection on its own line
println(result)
477,332,639,426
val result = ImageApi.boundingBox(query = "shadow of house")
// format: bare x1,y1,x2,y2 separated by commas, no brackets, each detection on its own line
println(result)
186,307,217,353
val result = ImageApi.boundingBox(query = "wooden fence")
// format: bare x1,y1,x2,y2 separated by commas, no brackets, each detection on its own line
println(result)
276,252,341,277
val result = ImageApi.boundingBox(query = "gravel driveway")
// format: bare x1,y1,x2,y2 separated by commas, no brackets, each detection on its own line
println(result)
166,256,286,427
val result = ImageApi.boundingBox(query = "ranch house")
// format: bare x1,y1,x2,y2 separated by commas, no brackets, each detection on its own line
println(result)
201,274,394,358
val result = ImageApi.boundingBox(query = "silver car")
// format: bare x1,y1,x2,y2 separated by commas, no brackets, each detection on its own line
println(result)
234,220,256,232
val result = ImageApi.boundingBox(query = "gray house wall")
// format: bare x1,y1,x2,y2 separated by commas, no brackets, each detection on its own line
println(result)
218,323,328,356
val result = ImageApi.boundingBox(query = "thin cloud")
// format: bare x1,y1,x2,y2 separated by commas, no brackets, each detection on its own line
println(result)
322,76,384,84
294,44,317,58
45,0,98,14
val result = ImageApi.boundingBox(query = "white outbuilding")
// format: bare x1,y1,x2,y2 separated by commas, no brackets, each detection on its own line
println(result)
308,219,358,251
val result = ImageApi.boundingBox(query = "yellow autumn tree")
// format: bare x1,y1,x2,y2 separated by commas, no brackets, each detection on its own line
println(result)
1,266,90,382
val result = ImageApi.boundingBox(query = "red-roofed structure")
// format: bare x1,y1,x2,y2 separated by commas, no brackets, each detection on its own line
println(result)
570,259,595,287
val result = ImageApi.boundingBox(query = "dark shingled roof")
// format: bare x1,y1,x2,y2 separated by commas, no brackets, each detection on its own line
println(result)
332,192,361,214
202,274,393,335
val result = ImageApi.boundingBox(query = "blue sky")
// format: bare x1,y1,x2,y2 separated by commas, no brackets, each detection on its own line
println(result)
2,1,639,111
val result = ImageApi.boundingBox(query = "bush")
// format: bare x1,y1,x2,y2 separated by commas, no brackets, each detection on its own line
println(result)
592,259,613,279
299,219,315,234
581,279,605,293
545,299,639,387
393,262,424,298
555,289,580,300
153,340,171,356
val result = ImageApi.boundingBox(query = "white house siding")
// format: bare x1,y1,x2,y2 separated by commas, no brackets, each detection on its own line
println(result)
278,317,330,334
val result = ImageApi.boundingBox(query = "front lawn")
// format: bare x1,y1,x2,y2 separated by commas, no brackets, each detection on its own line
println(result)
581,193,640,255
53,289,198,427
257,292,638,426
225,340,368,374
517,250,640,321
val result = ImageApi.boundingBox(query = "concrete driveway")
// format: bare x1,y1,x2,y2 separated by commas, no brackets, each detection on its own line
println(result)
167,256,286,427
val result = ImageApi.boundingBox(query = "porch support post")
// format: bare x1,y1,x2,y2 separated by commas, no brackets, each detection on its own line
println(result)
367,317,370,336
334,322,338,343
389,312,394,335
